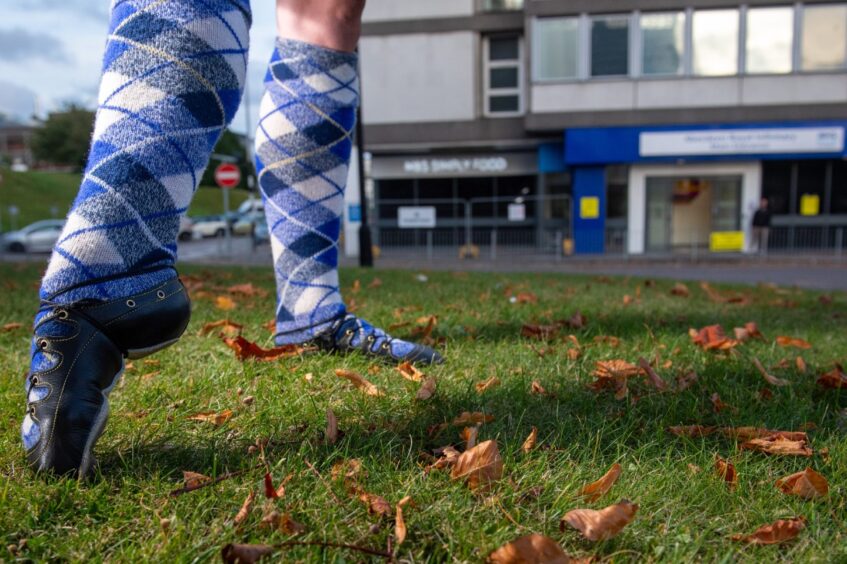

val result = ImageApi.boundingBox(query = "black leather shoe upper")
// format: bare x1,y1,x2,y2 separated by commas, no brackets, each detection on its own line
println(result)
24,277,190,476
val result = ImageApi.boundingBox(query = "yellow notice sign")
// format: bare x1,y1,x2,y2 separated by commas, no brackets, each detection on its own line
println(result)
710,231,745,252
580,197,600,219
800,194,820,216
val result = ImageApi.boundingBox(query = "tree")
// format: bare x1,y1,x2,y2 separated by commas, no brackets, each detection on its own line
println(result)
31,104,95,172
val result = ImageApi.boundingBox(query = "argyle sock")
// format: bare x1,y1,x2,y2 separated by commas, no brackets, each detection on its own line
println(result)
38,0,251,304
254,38,359,344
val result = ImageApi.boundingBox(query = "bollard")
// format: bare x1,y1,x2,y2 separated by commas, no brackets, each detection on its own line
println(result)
490,229,497,260
426,230,433,262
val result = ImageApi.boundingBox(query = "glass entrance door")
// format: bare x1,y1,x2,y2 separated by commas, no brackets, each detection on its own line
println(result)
645,177,674,252
711,176,742,232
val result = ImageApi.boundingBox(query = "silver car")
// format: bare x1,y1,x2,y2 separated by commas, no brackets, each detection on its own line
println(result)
2,220,66,253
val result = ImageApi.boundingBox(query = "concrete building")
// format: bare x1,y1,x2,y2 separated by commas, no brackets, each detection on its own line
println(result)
0,118,35,170
355,0,847,255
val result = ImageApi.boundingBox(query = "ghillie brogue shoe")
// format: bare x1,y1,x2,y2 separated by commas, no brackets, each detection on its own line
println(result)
310,314,444,365
22,276,190,477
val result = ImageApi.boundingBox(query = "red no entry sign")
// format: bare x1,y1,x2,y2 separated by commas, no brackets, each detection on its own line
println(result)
214,163,241,189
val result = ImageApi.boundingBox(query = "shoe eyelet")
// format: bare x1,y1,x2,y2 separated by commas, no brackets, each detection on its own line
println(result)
367,335,375,343
126,299,136,308
345,329,354,337
57,310,68,320
381,342,390,350
28,405,35,416
156,290,166,299
30,376,39,386
38,339,49,349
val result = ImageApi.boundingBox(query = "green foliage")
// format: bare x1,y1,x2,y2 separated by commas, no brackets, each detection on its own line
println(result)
31,104,95,171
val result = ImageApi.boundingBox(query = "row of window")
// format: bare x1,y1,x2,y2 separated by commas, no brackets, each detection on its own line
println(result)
533,4,847,81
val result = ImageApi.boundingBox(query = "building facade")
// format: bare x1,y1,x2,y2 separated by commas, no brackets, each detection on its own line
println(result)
357,0,847,255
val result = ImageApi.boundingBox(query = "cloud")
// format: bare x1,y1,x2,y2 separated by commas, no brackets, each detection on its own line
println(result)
0,80,37,123
22,0,108,20
0,28,72,64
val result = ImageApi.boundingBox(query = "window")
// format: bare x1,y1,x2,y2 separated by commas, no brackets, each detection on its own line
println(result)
484,36,523,116
801,4,847,71
832,160,847,214
746,7,794,74
762,161,792,215
482,0,523,11
641,12,685,76
533,17,579,81
591,15,630,77
692,9,739,76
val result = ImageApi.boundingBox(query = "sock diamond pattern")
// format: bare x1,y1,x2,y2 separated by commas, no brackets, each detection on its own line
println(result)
254,38,359,344
39,0,251,304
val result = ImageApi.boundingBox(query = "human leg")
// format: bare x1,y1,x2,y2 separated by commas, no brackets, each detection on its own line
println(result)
23,0,251,475
255,0,442,364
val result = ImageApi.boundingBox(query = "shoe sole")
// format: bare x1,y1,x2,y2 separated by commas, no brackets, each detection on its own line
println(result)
76,336,182,476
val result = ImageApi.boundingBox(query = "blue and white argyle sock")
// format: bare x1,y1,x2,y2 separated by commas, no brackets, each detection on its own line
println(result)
39,0,251,304
255,38,358,344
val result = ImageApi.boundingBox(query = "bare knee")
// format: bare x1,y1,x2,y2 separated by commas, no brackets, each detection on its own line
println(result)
276,0,365,52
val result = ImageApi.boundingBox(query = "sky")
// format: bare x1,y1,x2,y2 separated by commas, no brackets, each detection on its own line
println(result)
0,0,278,133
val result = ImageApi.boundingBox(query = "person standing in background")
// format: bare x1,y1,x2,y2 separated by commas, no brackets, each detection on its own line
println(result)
751,198,772,255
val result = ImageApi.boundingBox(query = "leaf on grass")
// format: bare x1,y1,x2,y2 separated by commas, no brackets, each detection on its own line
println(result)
520,324,560,340
395,496,412,546
753,357,790,387
1,322,23,332
325,408,338,445
740,435,813,457
689,325,740,351
530,380,549,396
186,410,233,426
476,376,501,393
396,361,424,382
775,468,828,499
368,278,383,289
227,283,269,298
410,315,437,340
183,471,212,489
720,427,808,441
234,490,256,526
198,319,243,337
331,459,365,483
563,311,587,329
733,322,764,342
668,425,717,437
350,279,361,294
215,296,237,311
714,455,738,489
561,500,638,541
817,364,847,389
593,360,642,379
488,534,572,564
335,369,383,396
710,393,734,413
637,357,668,391
263,473,280,499
223,336,310,361
359,492,392,517
451,440,504,491
453,412,495,426
676,371,698,391
416,377,437,401
261,510,306,535
731,517,806,545
670,283,690,297
428,445,461,471
776,336,812,349
521,427,538,454
580,463,622,502
462,426,479,450
795,356,807,373
221,543,275,564
514,292,538,304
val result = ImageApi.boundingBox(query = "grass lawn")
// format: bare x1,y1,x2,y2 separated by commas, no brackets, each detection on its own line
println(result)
0,168,250,229
1,263,845,562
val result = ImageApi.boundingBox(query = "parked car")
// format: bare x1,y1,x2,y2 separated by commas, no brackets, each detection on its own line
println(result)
232,211,265,236
238,197,264,215
252,219,270,249
178,216,194,241
191,215,228,238
2,219,65,253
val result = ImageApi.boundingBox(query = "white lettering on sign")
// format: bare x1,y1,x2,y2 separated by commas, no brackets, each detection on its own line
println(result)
402,157,509,175
639,127,845,157
398,206,437,229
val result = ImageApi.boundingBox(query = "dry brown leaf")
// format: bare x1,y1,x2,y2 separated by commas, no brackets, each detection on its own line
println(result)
350,279,361,294
521,427,538,454
638,357,668,391
733,321,764,342
186,409,233,426
720,427,808,441
462,426,479,450
261,510,306,535
530,380,548,396
580,463,622,502
488,534,571,564
410,315,437,340
741,435,813,457
520,323,560,340
335,369,383,396
223,336,310,361
561,500,638,541
670,283,690,297
413,376,436,401
428,445,461,471
689,325,740,351
817,364,847,389
453,411,495,426
331,458,365,483
357,491,393,517
183,470,212,489
476,376,501,394
795,356,807,374
234,490,256,526
198,319,243,337
676,371,698,391
714,455,738,489
710,393,734,413
227,283,269,298
395,496,412,546
1,322,23,332
775,468,828,499
753,357,790,387
514,292,538,304
221,543,275,564
593,360,642,379
567,348,581,361
451,440,504,491
731,517,806,545
668,425,717,437
325,408,338,445
776,336,812,349
564,311,587,329
215,295,237,311
368,278,383,289
396,361,424,382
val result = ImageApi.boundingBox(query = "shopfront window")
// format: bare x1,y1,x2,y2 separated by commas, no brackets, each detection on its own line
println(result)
641,12,685,76
746,7,794,74
832,160,847,214
692,9,739,76
533,17,580,81
801,4,847,71
796,160,828,215
762,161,793,215
591,15,630,77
